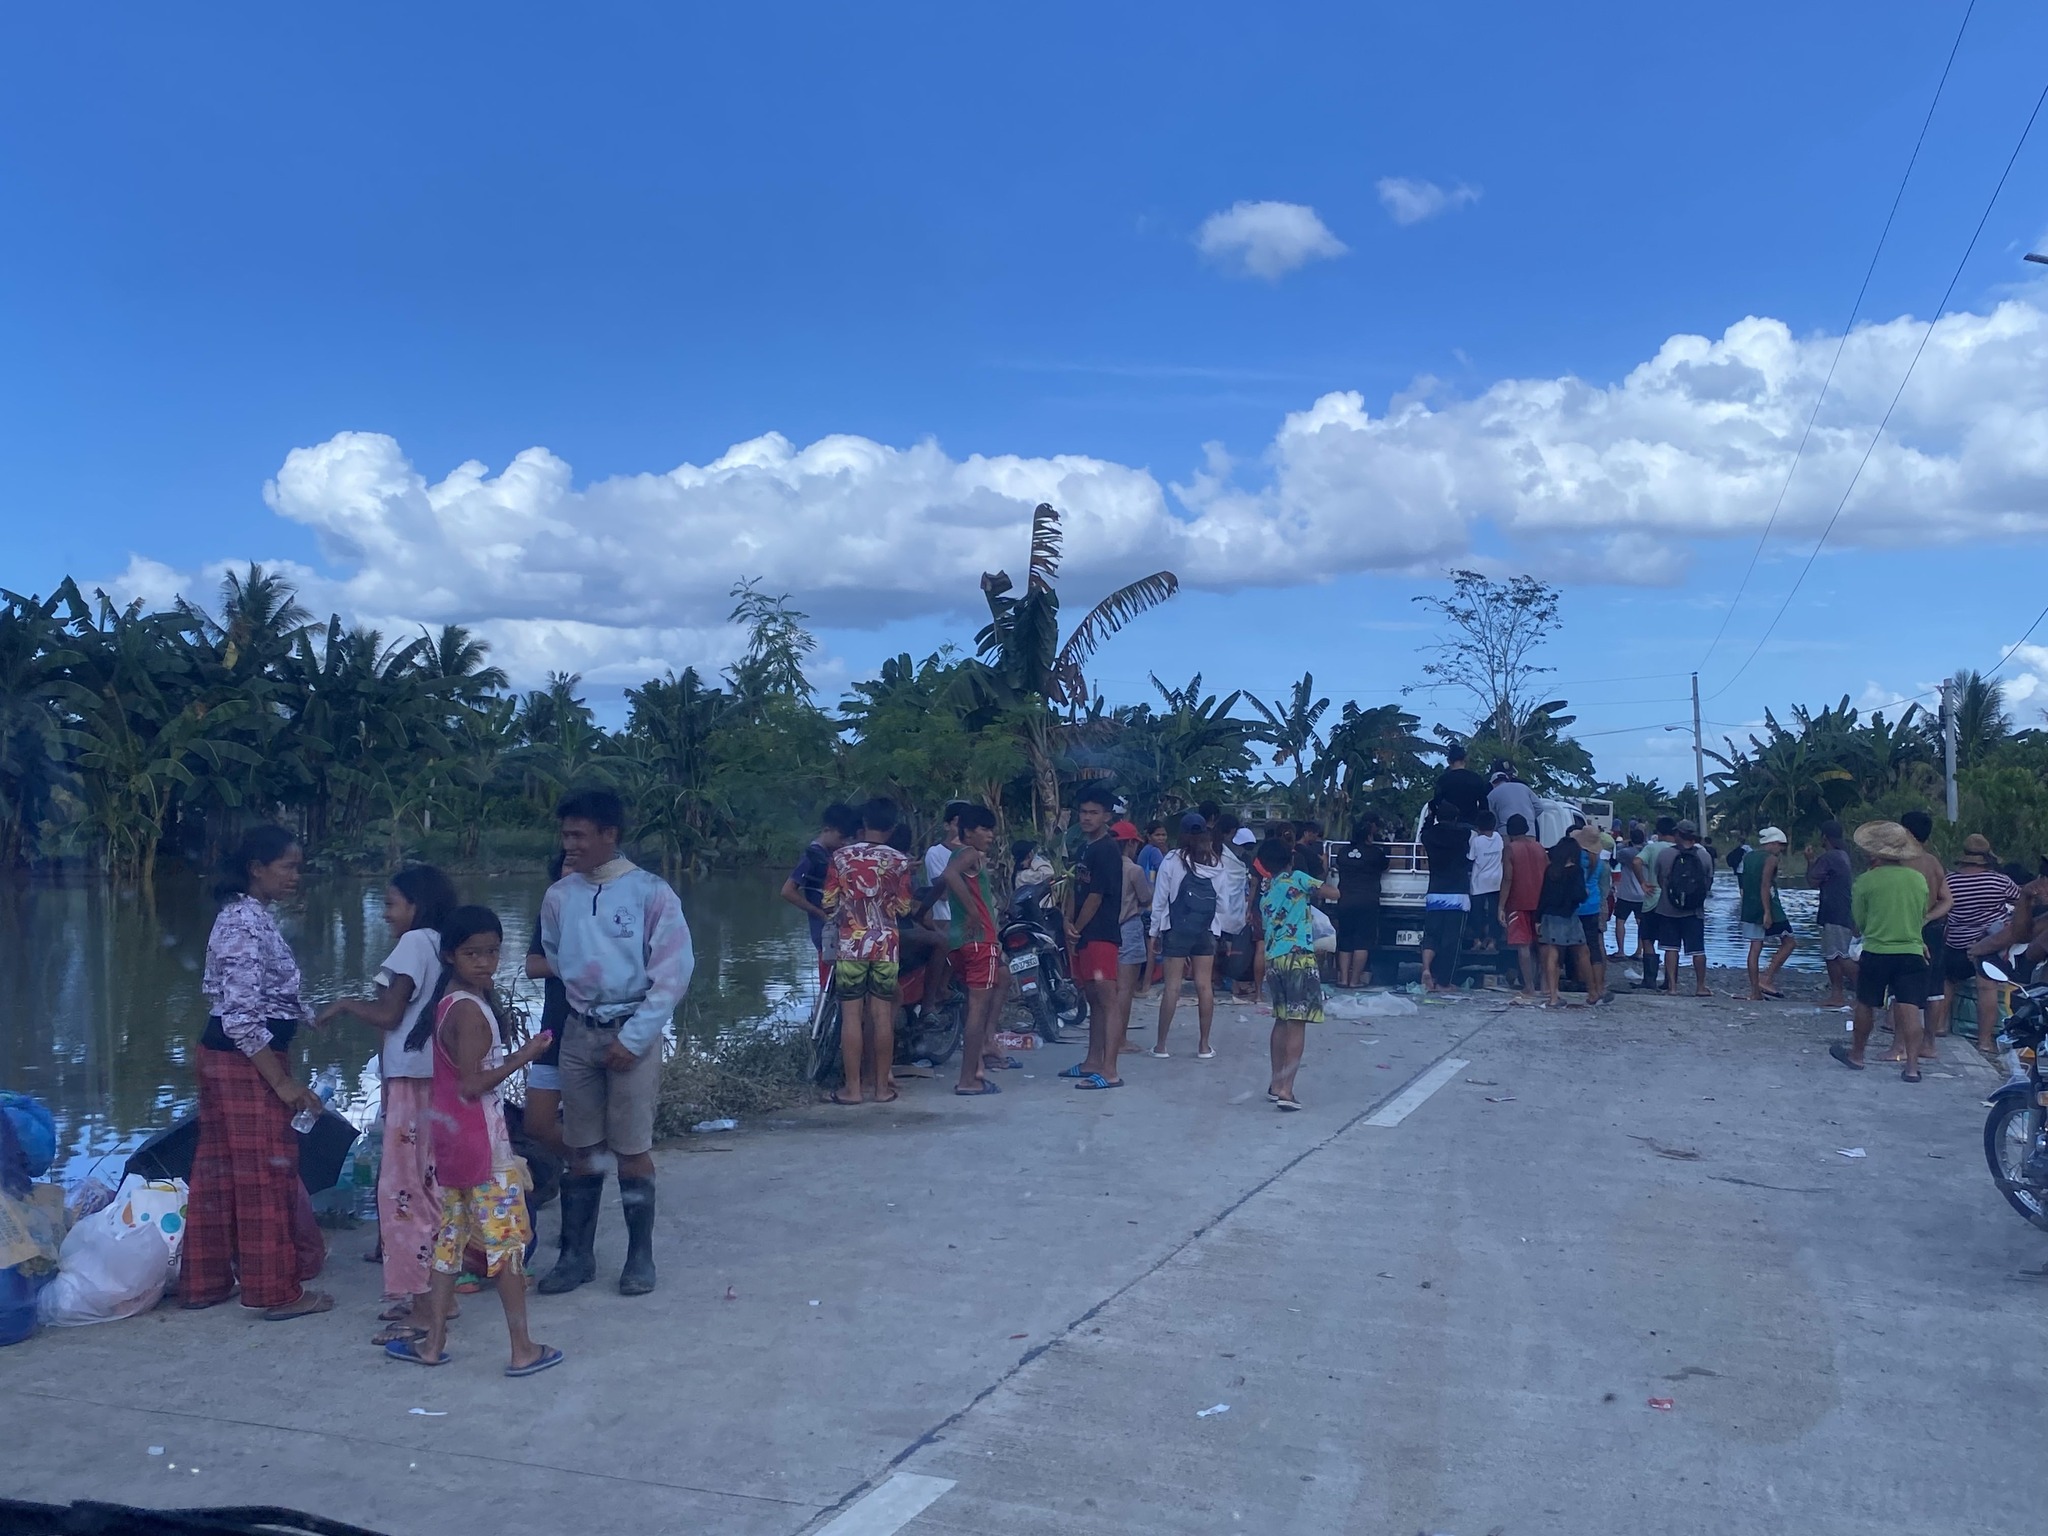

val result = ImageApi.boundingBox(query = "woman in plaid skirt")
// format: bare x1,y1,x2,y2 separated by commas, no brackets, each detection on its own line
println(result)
179,826,333,1320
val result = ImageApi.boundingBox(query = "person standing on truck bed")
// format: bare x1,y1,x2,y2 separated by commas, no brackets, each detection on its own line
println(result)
1488,764,1540,843
1418,799,1474,993
1433,743,1490,823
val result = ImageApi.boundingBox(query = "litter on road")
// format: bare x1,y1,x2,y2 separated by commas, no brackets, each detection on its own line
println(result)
1837,1148,1867,1159
1647,1398,1675,1411
1196,1403,1230,1418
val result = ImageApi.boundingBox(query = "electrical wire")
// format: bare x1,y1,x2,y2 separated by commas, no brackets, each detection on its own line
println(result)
1985,597,2048,680
1706,68,2048,703
1695,0,1977,675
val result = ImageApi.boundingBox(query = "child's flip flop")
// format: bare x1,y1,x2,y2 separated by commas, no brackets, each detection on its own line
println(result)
953,1081,1001,1095
384,1337,450,1367
506,1346,565,1378
1073,1073,1123,1090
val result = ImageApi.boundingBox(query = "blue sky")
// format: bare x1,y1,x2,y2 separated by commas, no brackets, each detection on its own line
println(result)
5,2,2048,787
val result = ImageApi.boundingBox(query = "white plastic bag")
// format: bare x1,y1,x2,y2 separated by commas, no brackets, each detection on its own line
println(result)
1310,909,1337,954
36,1175,186,1328
1323,989,1419,1019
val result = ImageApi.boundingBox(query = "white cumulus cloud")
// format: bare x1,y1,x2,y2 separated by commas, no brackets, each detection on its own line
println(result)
1376,176,1481,226
106,297,2048,685
1195,200,1347,280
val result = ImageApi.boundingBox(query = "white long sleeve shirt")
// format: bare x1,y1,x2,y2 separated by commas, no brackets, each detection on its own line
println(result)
1149,850,1226,936
1211,848,1249,933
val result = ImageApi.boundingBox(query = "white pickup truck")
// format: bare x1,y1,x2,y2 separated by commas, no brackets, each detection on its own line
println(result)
1326,796,1613,981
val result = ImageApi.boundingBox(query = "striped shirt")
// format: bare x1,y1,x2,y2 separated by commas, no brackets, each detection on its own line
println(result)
1945,867,2019,949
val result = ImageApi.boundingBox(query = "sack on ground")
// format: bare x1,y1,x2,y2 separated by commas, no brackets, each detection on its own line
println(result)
36,1175,186,1328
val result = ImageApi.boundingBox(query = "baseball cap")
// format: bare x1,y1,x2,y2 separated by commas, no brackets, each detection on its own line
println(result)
1757,825,1788,845
1231,827,1257,846
1179,812,1208,833
1110,820,1142,841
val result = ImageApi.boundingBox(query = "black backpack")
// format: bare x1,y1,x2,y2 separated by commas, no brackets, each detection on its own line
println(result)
1539,849,1588,916
1663,846,1710,915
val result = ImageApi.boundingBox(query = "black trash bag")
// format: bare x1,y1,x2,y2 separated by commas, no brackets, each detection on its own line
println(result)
126,1110,359,1194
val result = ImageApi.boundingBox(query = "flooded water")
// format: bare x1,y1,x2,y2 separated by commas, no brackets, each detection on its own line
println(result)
0,867,814,1183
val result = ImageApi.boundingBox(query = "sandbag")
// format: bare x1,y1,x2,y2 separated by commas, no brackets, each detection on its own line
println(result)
36,1175,186,1328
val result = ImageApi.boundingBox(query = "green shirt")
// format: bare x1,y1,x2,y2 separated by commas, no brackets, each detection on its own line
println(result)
1851,864,1929,955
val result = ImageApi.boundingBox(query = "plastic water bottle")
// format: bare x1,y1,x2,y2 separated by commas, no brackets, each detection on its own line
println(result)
292,1070,340,1134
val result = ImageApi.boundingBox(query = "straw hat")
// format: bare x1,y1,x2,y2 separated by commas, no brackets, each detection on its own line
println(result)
1957,832,1997,867
1853,820,1920,862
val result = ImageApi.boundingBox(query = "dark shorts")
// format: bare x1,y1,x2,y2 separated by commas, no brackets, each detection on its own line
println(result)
1637,910,1667,947
1940,945,1982,984
1335,905,1376,952
1614,899,1643,922
1922,922,1947,960
1422,907,1466,961
1657,914,1706,956
1161,925,1217,961
1580,914,1605,952
1857,949,1930,1010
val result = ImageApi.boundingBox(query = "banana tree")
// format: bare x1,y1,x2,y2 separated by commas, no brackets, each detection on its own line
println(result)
956,502,1178,829
1247,672,1330,784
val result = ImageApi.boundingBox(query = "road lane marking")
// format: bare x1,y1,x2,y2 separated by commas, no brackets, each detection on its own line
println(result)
1363,1057,1469,1127
815,1473,957,1535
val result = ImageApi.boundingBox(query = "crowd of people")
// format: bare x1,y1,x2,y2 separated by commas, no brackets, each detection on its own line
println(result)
173,760,2048,1377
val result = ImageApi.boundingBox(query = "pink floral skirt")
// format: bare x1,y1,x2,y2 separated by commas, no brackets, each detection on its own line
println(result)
379,1077,438,1300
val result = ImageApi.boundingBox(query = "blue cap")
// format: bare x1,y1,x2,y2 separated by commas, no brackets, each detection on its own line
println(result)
1179,812,1208,833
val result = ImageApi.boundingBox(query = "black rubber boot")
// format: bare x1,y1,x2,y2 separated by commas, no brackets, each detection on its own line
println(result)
537,1174,602,1295
617,1175,657,1296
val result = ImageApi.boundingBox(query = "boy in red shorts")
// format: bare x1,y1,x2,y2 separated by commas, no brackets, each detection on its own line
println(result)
1063,785,1124,1089
943,805,1005,1096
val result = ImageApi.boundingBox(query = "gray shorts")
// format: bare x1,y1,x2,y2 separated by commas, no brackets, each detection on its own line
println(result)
1538,913,1584,948
1821,924,1856,961
1118,916,1147,968
560,1016,663,1157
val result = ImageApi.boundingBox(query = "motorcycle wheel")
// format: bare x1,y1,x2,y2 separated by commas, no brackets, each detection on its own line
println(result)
1027,988,1064,1046
1054,976,1088,1033
1983,1095,2048,1231
809,984,844,1087
914,994,966,1069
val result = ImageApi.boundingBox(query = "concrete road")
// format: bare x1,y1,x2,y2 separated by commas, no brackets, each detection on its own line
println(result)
7,976,2045,1536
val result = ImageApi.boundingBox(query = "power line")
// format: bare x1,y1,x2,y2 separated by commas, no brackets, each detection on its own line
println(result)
1695,0,1977,675
1706,68,2048,703
1985,599,2048,680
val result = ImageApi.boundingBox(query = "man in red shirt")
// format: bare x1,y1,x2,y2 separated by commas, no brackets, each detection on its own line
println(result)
1494,813,1547,1002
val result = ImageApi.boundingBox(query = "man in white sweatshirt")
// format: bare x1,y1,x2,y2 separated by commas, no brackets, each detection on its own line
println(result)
536,789,695,1297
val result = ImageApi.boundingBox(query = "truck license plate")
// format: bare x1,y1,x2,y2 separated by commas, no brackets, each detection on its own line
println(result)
1395,928,1424,947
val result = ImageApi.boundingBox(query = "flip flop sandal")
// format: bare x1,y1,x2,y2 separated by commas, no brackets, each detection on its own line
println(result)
1761,989,1786,1000
374,1324,429,1347
1196,1049,1216,1059
262,1291,335,1322
985,1056,1025,1070
377,1300,417,1322
1902,1067,1923,1083
827,1093,863,1106
1828,1043,1865,1072
1057,1062,1092,1078
1149,1049,1171,1058
1073,1073,1123,1090
1275,1097,1303,1112
455,1274,484,1295
384,1337,451,1366
506,1345,565,1378
954,1081,1001,1095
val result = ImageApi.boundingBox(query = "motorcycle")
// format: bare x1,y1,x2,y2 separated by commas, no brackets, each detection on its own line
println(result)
999,881,1087,1045
1980,959,2048,1231
808,930,966,1087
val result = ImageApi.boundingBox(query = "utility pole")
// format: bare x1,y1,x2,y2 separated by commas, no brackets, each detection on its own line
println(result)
1942,675,1959,823
1691,671,1708,835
